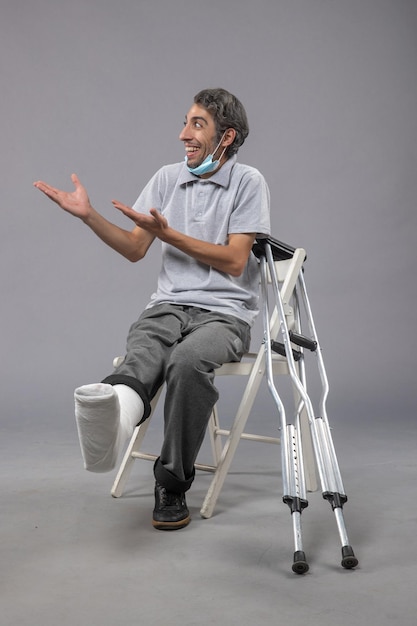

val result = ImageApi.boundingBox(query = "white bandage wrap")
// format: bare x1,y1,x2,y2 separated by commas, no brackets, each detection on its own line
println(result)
114,383,144,442
74,383,144,473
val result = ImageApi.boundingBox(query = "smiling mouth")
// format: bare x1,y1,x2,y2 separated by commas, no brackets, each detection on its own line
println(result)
185,146,200,156
185,147,202,165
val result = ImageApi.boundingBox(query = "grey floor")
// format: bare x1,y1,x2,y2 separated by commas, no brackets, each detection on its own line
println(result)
2,405,416,626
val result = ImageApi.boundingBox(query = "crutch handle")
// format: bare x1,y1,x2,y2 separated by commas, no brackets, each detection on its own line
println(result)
271,340,302,362
289,331,317,352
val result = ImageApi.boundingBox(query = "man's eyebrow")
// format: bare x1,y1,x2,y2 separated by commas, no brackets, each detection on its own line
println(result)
184,115,209,125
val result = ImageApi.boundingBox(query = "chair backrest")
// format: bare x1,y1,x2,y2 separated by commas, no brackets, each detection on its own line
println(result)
266,248,307,342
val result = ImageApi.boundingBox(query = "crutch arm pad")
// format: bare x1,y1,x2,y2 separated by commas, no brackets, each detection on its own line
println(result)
252,236,298,261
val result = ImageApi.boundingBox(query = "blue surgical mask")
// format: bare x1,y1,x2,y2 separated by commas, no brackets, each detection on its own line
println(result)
185,132,227,176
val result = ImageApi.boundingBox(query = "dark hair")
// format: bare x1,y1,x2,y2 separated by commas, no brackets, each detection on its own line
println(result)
193,88,249,156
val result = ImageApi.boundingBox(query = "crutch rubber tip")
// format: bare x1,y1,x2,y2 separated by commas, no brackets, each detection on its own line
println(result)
341,545,358,569
292,551,309,575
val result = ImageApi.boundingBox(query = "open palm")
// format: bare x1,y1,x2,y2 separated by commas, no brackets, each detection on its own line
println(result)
34,173,92,219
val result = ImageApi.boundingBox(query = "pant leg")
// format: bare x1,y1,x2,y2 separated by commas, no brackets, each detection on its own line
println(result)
102,304,189,422
154,309,251,493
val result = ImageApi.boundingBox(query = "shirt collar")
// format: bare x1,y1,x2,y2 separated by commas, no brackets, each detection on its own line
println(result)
178,154,237,188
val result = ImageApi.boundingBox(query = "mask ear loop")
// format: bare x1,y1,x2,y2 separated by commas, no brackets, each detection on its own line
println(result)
216,144,228,162
212,130,229,161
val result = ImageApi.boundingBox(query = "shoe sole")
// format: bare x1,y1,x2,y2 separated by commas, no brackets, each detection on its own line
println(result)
152,515,191,531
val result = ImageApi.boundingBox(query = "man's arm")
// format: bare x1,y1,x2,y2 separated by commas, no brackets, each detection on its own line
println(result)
112,201,256,276
33,174,154,262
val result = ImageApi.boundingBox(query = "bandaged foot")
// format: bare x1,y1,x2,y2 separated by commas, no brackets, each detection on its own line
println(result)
74,383,144,473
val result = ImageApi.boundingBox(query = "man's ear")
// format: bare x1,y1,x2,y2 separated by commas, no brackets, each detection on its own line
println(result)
222,128,236,147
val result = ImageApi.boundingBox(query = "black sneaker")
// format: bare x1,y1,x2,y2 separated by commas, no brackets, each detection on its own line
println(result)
152,482,190,530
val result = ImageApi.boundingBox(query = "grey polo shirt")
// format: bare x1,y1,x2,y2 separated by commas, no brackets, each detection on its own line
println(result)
132,155,271,326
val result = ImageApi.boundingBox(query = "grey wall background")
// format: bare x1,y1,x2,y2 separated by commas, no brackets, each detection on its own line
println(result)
1,0,416,438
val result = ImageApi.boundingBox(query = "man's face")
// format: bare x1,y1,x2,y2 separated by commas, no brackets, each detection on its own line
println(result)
179,103,220,169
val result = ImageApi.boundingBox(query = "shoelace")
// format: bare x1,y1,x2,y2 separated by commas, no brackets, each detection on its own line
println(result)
158,486,183,508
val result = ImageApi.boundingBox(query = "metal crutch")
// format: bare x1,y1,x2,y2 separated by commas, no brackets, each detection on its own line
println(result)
259,249,310,574
295,267,358,570
263,239,358,572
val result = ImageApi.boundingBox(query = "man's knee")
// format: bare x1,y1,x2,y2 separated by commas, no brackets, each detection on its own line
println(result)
167,344,204,377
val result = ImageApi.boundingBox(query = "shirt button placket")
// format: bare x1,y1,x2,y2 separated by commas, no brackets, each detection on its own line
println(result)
196,186,204,219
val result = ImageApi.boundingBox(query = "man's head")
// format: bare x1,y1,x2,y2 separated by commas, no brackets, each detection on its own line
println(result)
193,88,249,157
180,88,249,177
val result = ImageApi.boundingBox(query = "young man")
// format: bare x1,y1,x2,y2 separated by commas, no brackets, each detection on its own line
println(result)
34,88,271,530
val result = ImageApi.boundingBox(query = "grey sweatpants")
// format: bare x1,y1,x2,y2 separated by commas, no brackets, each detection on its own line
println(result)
103,303,251,493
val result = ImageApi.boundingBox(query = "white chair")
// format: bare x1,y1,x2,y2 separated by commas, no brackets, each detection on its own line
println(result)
110,246,318,518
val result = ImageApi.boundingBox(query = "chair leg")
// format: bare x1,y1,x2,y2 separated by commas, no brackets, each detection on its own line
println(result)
111,419,151,497
207,406,223,466
200,365,264,519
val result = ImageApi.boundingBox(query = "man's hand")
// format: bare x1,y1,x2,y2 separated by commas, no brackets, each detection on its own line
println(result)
112,201,169,239
33,174,92,221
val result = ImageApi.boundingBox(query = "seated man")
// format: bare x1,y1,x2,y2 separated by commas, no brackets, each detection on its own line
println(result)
34,87,271,530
